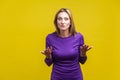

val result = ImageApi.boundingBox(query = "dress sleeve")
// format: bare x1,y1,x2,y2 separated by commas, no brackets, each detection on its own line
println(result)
79,34,87,64
79,55,87,64
44,36,53,66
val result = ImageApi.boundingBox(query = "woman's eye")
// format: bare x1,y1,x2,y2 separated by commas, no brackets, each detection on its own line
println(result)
57,17,69,21
57,17,62,20
64,18,69,21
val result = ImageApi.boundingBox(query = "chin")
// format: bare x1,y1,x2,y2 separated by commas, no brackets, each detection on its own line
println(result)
60,29,68,31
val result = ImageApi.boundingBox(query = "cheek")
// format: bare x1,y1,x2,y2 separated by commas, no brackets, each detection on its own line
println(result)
57,21,61,25
66,21,70,26
57,22,60,27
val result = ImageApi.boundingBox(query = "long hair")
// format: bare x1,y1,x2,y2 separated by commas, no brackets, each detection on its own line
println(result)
54,8,77,36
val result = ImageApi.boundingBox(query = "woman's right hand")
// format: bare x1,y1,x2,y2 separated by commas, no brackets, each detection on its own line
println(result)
40,46,52,59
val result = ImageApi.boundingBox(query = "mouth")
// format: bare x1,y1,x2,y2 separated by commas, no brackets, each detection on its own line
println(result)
60,25,65,27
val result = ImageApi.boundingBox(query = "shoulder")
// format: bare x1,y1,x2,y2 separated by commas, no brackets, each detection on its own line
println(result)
46,32,56,39
75,32,84,39
76,32,84,44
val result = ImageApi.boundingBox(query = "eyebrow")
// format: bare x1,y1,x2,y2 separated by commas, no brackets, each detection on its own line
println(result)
57,16,69,18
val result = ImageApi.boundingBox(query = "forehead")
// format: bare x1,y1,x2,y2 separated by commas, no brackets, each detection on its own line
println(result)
57,12,69,18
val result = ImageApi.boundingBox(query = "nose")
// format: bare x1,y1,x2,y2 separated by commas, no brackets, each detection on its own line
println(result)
61,19,65,24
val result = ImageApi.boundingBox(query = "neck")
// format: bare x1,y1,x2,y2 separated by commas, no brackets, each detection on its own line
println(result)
59,30,71,38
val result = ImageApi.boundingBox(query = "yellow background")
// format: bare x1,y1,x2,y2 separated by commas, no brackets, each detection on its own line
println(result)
0,0,120,80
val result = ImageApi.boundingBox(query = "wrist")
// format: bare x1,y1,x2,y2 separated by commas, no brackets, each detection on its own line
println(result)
46,55,52,59
80,52,87,57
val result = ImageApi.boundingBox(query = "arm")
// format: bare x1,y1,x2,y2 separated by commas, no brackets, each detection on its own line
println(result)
79,55,87,64
44,57,53,66
78,34,87,64
79,34,92,64
44,36,53,66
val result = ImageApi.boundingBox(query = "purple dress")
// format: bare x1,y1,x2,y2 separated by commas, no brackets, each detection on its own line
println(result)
44,32,87,80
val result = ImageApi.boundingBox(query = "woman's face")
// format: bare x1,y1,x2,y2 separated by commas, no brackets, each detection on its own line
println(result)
57,12,71,31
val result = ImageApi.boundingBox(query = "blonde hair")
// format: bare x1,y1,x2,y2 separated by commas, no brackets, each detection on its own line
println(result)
54,8,77,36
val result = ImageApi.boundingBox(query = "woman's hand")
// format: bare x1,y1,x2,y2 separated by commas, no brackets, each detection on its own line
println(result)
80,44,93,57
40,46,52,59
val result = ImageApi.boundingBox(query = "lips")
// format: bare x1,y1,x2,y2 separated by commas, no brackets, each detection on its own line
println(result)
61,25,65,27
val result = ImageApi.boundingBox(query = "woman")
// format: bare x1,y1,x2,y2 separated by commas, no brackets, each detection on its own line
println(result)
41,8,92,80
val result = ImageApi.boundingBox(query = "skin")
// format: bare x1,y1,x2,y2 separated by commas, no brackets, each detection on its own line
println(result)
41,11,92,59
57,12,70,35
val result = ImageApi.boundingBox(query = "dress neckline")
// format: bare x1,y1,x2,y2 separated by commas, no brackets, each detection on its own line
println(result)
53,32,73,39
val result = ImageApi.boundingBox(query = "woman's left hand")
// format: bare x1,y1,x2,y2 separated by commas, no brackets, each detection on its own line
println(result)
80,44,93,57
